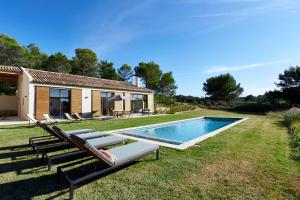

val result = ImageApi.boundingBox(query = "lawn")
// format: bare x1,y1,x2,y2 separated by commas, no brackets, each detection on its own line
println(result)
0,109,299,199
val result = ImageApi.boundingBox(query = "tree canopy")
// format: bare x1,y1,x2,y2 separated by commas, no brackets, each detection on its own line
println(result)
0,34,24,66
203,73,243,101
71,48,98,77
118,64,133,81
98,60,119,80
134,61,163,90
44,52,71,73
22,43,48,69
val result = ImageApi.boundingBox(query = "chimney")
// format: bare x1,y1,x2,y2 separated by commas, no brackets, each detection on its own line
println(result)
135,76,141,87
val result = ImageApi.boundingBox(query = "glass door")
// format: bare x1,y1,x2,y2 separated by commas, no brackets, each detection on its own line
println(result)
50,88,70,118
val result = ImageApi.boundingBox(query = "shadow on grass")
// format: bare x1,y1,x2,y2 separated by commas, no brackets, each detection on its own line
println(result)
0,149,33,160
273,120,287,129
0,144,29,151
0,173,68,199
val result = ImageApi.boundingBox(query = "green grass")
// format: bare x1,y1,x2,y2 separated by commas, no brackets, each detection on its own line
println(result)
0,109,299,199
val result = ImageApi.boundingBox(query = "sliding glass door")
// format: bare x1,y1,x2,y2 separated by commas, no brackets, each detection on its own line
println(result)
49,88,70,118
101,92,114,116
131,94,147,113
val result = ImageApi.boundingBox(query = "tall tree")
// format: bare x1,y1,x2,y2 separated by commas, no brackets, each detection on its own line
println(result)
44,52,71,73
275,66,300,105
0,34,24,66
71,48,98,77
276,66,300,89
22,43,48,69
134,61,162,90
158,72,177,97
98,60,119,80
203,73,243,101
118,64,133,81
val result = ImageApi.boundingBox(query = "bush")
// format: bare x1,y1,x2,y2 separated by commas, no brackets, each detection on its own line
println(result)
231,102,276,113
166,103,196,114
283,107,300,160
283,108,300,127
289,125,300,160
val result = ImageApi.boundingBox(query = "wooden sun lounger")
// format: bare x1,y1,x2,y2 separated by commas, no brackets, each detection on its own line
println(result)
40,125,126,170
54,126,159,200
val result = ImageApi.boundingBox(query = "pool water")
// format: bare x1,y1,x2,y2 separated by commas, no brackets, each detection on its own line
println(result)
118,117,242,145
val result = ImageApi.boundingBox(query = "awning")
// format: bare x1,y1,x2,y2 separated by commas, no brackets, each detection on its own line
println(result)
109,95,125,101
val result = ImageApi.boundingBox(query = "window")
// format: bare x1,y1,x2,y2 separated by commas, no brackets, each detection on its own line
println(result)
131,93,147,113
101,92,114,115
49,88,70,118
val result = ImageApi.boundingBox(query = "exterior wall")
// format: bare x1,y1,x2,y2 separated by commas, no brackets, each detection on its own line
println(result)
82,88,91,117
71,89,82,114
18,70,35,120
91,90,101,117
124,92,131,111
35,86,49,120
147,93,154,112
0,96,17,110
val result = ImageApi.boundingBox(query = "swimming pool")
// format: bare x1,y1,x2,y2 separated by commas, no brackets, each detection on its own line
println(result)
111,117,247,149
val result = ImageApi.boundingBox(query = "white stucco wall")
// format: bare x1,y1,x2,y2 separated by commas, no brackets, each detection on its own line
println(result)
147,94,154,112
82,88,91,115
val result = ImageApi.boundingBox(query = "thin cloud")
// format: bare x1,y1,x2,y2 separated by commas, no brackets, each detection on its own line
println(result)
203,60,285,74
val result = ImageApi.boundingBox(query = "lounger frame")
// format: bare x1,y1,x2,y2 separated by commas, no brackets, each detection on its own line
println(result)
57,149,159,200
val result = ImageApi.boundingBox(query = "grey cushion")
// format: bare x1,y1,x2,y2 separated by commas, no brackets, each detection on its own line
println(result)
70,134,115,166
71,132,107,140
107,142,159,165
65,129,93,135
87,135,127,148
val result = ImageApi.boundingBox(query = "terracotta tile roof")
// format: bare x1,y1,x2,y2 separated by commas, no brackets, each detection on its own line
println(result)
26,68,153,93
0,65,22,74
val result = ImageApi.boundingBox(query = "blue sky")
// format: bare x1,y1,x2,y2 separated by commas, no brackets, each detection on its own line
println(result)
1,0,300,97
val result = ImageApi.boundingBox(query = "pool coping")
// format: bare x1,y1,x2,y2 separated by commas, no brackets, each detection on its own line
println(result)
106,116,248,150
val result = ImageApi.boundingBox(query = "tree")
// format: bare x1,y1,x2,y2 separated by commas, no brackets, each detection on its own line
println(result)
158,72,177,97
134,61,162,90
22,43,48,69
98,60,119,80
0,34,24,66
276,66,300,89
275,66,300,105
71,48,98,77
203,73,243,101
118,64,133,81
244,95,256,102
44,52,71,73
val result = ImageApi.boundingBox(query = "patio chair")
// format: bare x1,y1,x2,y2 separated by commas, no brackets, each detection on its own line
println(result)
56,129,159,200
30,121,95,156
65,113,77,121
43,114,58,124
43,126,127,170
26,113,40,127
74,113,86,120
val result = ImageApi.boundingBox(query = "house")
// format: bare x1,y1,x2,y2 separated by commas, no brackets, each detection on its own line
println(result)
0,65,154,120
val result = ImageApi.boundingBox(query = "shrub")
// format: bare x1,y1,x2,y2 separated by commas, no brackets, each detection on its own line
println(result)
283,107,300,127
283,107,300,160
166,103,196,114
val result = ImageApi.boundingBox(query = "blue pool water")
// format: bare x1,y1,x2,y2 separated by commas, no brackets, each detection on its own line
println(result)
119,117,242,145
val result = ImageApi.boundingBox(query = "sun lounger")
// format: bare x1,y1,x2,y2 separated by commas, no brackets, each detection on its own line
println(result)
65,113,77,121
56,129,159,199
74,113,86,120
31,121,97,158
43,114,58,123
26,113,40,127
42,126,127,170
29,121,93,148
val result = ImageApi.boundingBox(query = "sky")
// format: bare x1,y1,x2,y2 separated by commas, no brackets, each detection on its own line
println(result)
1,0,300,97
